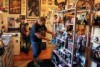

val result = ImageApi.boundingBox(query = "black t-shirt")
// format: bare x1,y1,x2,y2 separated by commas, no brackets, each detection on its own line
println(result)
30,22,47,42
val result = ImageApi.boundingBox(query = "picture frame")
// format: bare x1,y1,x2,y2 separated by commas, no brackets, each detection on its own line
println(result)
26,0,40,19
8,17,16,28
9,0,21,14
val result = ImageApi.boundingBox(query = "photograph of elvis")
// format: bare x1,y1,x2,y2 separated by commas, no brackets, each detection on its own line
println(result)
27,0,40,18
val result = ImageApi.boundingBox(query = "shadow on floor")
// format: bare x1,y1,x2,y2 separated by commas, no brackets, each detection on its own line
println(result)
27,59,55,67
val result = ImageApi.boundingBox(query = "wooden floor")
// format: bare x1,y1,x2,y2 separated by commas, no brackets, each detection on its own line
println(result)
14,47,53,62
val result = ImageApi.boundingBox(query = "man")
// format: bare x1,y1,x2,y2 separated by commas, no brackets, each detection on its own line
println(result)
30,17,55,67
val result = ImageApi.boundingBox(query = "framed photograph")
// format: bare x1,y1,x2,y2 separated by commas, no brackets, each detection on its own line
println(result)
26,0,40,19
8,17,16,28
9,0,21,14
19,15,25,20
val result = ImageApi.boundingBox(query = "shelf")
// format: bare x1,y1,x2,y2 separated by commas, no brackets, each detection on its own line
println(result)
53,50,71,67
64,49,72,54
58,8,75,13
58,64,63,67
58,9,90,14
56,37,66,42
52,60,58,67
77,9,90,13
65,23,74,25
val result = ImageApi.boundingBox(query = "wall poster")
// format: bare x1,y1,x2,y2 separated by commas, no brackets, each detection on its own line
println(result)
9,0,21,14
26,0,40,19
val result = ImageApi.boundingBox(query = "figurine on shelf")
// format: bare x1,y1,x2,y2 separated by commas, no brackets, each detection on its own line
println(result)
92,36,100,50
53,14,58,33
75,29,87,67
57,16,64,32
76,29,86,53
91,44,100,62
94,15,100,27
95,3,100,11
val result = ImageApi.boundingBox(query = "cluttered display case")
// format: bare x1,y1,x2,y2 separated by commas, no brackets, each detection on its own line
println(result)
52,0,92,67
0,34,14,67
90,3,100,67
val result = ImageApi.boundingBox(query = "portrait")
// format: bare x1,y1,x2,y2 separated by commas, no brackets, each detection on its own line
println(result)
26,0,40,19
9,0,21,14
8,17,16,28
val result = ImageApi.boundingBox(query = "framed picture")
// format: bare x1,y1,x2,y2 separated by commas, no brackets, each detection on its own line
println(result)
19,15,25,20
9,0,21,14
26,0,40,19
8,17,16,28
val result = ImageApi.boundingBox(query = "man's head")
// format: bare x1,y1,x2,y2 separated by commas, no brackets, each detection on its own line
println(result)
54,15,57,19
38,17,46,25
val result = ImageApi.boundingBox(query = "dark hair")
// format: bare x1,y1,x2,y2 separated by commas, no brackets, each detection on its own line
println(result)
54,14,57,17
39,17,46,22
24,23,29,27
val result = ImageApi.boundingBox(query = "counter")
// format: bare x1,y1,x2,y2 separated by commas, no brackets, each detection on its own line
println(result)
3,33,21,55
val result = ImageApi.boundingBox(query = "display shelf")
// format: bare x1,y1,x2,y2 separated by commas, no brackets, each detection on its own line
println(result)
52,0,92,67
58,64,63,67
56,37,66,42
90,3,100,66
58,8,75,13
65,23,74,25
64,49,72,54
53,50,71,67
52,60,58,67
77,9,90,13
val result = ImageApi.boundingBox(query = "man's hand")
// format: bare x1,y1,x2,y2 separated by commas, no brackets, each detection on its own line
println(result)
46,38,50,42
26,32,29,36
52,32,56,38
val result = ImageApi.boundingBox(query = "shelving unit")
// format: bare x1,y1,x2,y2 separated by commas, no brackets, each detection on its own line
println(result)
52,0,92,67
90,3,100,67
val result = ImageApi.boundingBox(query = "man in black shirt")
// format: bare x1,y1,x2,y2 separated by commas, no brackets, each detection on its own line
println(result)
30,17,54,67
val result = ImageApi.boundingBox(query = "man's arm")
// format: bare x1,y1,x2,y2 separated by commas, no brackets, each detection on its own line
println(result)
35,32,50,41
46,29,55,37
